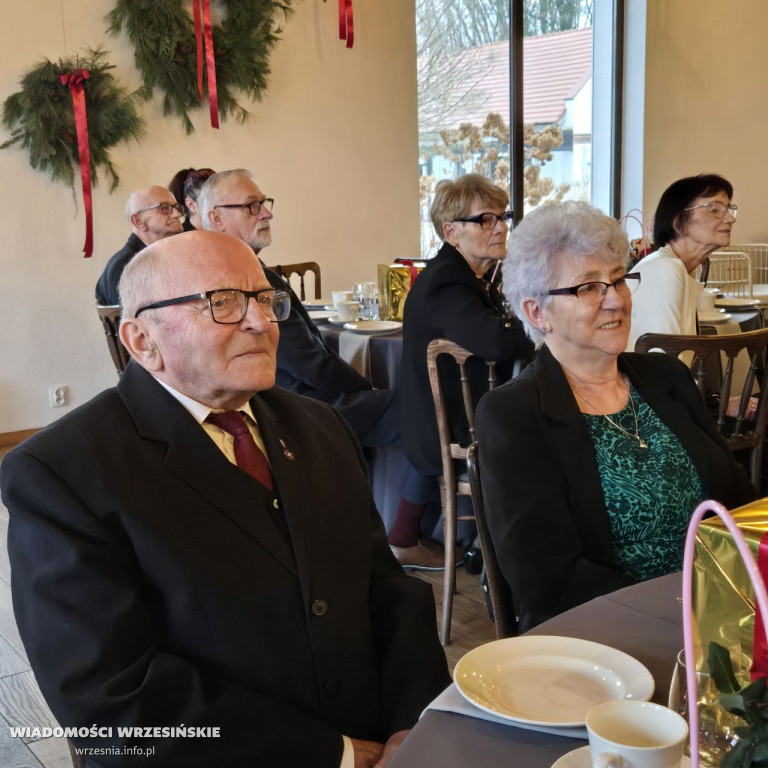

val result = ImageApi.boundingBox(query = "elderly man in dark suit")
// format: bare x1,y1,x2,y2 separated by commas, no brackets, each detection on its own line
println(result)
199,169,397,447
1,231,449,767
95,185,185,305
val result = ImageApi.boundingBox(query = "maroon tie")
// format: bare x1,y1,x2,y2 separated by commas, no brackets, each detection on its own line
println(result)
207,410,274,491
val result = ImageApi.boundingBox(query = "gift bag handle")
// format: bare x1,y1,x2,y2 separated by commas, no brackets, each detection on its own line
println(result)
682,500,768,768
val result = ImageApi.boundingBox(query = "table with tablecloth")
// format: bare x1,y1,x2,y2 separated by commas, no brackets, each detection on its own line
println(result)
319,324,406,531
389,572,684,768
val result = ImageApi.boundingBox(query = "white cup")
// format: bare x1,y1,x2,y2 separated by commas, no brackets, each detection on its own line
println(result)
332,290,354,309
336,301,359,322
586,700,688,768
696,291,717,313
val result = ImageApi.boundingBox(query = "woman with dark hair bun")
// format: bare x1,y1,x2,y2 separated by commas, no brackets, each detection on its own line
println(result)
168,167,216,231
627,173,736,350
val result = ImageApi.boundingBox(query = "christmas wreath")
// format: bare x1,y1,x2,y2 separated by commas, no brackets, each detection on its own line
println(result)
1,48,145,192
106,0,295,133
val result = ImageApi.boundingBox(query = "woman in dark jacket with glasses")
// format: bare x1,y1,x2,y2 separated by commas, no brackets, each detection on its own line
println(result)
391,174,534,569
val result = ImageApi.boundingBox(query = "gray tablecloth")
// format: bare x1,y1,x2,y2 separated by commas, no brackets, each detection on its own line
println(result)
390,572,683,768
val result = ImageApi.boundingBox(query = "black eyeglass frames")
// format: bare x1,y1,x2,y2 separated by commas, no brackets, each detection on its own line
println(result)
213,198,275,216
135,289,291,324
547,273,641,302
452,211,514,230
134,202,185,217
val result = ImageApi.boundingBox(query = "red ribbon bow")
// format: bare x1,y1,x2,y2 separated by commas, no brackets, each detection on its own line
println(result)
193,0,220,128
59,69,93,259
339,0,354,48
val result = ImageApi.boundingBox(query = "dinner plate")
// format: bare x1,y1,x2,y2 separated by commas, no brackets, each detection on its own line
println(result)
307,309,336,321
343,320,402,335
302,298,334,310
454,636,654,727
328,316,351,327
551,746,690,768
698,311,733,323
715,297,761,309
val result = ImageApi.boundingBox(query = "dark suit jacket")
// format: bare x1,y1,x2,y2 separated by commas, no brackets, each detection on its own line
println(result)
475,345,754,633
0,364,449,767
399,243,534,477
262,264,395,442
95,233,146,305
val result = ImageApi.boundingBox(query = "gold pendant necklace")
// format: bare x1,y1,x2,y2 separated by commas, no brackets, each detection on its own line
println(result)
577,386,649,449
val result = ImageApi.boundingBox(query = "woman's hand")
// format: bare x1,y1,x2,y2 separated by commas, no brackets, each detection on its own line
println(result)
726,394,758,420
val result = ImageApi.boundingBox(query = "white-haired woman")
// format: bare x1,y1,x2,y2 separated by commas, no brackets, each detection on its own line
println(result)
475,200,752,632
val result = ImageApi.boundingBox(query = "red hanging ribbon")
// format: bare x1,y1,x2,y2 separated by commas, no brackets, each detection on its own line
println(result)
193,0,204,101
396,259,421,285
193,0,220,128
59,69,93,259
338,0,354,48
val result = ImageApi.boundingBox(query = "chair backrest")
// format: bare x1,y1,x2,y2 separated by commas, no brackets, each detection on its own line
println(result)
96,304,130,376
707,251,752,297
634,328,768,495
269,262,322,301
467,441,518,638
720,243,768,297
426,338,497,486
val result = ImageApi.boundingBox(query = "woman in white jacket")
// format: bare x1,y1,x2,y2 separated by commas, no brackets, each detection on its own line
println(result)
627,173,736,351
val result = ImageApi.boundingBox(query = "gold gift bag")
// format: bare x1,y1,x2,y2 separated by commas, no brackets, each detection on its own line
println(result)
377,261,426,322
693,500,768,675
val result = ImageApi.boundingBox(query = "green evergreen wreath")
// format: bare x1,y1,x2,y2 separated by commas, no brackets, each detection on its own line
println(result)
106,0,295,134
1,48,145,192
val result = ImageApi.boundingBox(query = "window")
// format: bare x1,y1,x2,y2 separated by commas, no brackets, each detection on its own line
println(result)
416,0,624,257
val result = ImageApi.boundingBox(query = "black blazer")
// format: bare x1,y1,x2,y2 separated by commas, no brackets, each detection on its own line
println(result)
262,264,394,440
399,243,534,477
475,345,754,633
0,364,449,767
95,233,146,305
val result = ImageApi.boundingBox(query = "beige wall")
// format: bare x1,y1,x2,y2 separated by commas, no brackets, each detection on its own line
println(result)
643,0,768,240
0,1,420,432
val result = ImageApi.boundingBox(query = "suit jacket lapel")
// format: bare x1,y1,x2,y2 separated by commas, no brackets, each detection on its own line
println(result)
117,365,297,574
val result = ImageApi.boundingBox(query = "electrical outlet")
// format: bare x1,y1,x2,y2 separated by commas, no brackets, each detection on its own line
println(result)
49,385,69,408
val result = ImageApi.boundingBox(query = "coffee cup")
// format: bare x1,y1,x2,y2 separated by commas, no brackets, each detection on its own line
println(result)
336,301,359,322
696,291,717,313
586,700,688,768
332,290,354,309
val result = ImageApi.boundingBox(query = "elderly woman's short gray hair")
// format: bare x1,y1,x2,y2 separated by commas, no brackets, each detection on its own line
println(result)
503,200,630,345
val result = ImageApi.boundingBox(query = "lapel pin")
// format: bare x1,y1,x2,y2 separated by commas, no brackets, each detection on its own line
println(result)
278,439,295,460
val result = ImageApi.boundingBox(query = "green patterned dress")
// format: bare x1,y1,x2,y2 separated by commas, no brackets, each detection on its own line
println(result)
582,384,705,581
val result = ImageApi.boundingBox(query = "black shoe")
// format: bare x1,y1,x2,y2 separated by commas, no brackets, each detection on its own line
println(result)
464,544,483,574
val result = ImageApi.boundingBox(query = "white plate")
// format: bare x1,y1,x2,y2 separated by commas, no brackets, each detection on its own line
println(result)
302,299,333,310
552,746,690,768
307,309,336,321
715,297,761,309
328,316,352,327
343,320,402,335
698,311,733,323
454,636,654,727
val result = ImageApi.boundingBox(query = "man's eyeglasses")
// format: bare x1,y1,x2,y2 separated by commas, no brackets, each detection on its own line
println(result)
135,202,185,217
452,211,514,230
135,289,291,324
547,273,641,303
214,198,275,216
684,201,738,220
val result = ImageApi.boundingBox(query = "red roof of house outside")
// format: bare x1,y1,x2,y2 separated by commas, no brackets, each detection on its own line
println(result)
419,27,593,131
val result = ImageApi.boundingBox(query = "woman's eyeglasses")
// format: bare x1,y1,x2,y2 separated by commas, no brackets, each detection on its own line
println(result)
452,211,514,230
547,273,641,303
684,201,738,220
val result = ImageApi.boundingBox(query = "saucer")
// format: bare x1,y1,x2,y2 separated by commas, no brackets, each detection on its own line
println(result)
552,745,690,768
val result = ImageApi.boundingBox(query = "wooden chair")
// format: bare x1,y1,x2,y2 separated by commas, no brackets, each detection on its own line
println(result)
466,441,518,638
96,304,130,377
427,338,498,645
635,328,768,495
269,262,322,301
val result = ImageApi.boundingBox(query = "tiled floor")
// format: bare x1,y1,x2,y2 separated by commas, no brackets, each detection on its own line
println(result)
0,445,497,766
